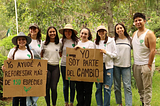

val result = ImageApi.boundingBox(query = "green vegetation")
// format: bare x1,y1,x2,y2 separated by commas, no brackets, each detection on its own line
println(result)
4,70,160,106
1,0,160,105
1,0,160,37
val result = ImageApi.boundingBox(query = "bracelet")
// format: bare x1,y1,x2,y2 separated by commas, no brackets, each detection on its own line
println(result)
148,64,152,66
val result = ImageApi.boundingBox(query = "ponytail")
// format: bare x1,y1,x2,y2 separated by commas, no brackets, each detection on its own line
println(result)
12,45,19,60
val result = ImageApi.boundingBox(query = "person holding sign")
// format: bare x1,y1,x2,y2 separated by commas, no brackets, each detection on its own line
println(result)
74,27,95,106
59,24,79,106
26,23,42,106
41,26,61,106
94,26,117,106
2,32,33,106
113,23,132,106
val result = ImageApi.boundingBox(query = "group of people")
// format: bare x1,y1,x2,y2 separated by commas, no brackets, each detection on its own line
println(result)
2,12,156,106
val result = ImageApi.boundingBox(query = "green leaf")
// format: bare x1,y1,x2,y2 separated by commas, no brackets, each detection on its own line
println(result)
27,54,31,58
24,86,31,93
97,78,100,82
72,44,75,47
68,77,71,80
38,44,40,48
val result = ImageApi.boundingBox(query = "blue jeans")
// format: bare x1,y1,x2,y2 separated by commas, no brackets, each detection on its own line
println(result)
113,66,132,106
95,63,113,106
26,57,40,106
26,97,38,106
61,66,75,103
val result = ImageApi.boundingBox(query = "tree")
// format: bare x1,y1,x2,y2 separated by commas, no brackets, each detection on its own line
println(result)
0,0,159,37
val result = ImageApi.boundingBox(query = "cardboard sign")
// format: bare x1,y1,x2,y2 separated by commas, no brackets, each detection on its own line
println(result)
66,48,103,83
3,59,47,97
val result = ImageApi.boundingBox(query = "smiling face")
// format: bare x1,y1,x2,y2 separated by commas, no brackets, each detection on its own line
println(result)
29,27,39,38
134,17,146,29
17,37,27,47
116,24,125,36
48,28,56,39
64,29,72,39
98,29,106,40
80,28,89,42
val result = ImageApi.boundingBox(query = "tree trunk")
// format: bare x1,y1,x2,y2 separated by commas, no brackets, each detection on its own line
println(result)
105,0,114,37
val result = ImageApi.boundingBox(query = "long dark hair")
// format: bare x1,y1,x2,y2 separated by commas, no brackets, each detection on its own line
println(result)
61,29,79,51
114,23,131,43
95,30,108,45
80,27,92,40
13,38,33,60
28,27,42,44
44,26,59,45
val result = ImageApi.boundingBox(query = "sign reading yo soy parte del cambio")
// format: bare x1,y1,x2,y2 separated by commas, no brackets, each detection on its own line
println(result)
66,48,103,83
3,59,47,97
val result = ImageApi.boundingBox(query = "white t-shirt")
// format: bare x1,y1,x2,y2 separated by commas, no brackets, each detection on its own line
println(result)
95,40,106,63
114,38,131,67
29,39,42,59
60,39,78,66
42,42,61,65
77,40,95,49
8,48,34,60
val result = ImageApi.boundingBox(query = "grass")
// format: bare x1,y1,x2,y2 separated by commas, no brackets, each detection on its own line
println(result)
5,71,160,106
5,54,160,106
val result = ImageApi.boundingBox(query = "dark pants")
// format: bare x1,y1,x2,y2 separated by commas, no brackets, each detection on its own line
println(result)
61,66,75,103
76,81,93,106
45,64,60,106
13,97,26,106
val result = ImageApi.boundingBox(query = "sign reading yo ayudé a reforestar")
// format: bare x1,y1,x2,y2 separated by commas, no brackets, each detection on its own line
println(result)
3,59,47,97
66,48,103,83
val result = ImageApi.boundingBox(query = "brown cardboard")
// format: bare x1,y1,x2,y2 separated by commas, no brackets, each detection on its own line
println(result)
66,48,103,83
3,59,47,97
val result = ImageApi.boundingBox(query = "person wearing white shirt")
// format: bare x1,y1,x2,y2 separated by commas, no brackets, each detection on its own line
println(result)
132,13,156,106
2,32,33,106
95,26,117,106
59,24,79,106
74,27,95,106
26,23,42,106
41,26,61,106
113,23,132,106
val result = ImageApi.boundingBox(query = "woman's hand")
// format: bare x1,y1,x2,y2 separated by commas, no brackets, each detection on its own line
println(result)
74,45,82,50
1,65,5,72
100,49,106,54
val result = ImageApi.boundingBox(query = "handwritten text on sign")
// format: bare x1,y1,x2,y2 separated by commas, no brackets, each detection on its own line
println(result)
3,59,47,97
66,48,103,83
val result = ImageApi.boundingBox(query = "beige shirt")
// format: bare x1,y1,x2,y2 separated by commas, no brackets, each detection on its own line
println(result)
42,42,61,65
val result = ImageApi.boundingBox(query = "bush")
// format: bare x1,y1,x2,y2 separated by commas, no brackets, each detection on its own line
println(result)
0,100,7,106
0,54,7,99
0,35,15,99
